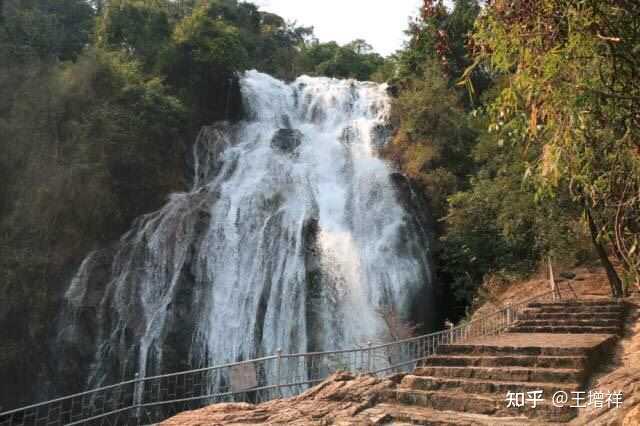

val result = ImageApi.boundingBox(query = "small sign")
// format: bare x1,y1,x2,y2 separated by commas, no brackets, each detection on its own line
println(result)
230,363,258,392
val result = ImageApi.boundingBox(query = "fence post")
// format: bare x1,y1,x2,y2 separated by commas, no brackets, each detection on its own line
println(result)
506,303,512,326
276,348,283,396
133,372,142,419
367,341,373,374
549,257,558,301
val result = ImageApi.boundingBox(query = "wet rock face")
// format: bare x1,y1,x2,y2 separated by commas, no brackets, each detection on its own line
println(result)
372,123,393,149
389,172,438,331
189,123,239,188
51,190,218,395
271,129,302,153
53,246,117,396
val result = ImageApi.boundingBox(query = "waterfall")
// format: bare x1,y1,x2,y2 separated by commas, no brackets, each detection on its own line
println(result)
56,71,433,391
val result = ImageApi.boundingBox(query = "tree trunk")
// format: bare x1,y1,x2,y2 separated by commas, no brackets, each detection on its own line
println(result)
586,207,624,297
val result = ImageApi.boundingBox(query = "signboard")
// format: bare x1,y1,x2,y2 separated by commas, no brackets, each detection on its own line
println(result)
229,363,258,392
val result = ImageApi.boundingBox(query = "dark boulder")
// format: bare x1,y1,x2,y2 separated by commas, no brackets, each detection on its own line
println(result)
386,82,400,98
560,271,577,280
271,129,303,153
372,123,393,148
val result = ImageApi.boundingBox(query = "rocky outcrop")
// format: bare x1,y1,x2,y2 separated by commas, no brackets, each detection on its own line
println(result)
160,372,399,426
389,172,438,331
271,128,303,153
189,123,239,187
624,404,640,426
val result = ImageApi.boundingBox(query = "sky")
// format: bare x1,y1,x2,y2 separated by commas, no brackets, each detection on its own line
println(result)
251,0,424,56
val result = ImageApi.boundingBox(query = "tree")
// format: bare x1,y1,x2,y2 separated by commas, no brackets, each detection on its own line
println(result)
298,39,386,81
397,0,487,100
96,0,172,69
162,2,249,129
346,39,373,55
465,0,640,296
254,13,313,79
0,0,94,62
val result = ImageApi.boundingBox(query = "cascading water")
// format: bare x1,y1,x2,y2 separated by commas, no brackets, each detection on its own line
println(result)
57,71,433,392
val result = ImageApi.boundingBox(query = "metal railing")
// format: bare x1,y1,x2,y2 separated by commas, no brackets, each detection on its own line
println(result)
0,283,573,426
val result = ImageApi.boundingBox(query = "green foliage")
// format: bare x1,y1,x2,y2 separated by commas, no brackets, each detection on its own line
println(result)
384,0,483,222
1,48,187,246
441,125,582,304
442,176,536,303
298,39,387,81
396,0,488,101
171,5,248,71
385,59,476,221
468,0,640,290
387,0,597,311
254,13,313,80
0,0,94,62
96,0,172,69
0,43,187,406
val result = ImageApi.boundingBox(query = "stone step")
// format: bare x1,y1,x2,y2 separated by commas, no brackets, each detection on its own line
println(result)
387,388,577,422
414,366,584,383
400,374,579,395
525,305,625,314
509,325,621,334
365,403,544,425
421,354,588,369
438,343,588,357
517,310,623,321
528,300,623,307
514,318,622,327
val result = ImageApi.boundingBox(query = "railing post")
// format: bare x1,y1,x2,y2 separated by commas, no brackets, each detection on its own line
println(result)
506,303,512,326
367,341,373,373
133,372,142,420
276,348,283,395
549,257,559,301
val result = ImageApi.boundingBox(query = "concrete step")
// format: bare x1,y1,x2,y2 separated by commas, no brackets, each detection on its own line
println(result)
517,310,623,321
514,318,622,327
414,366,584,383
365,403,545,425
438,343,588,357
400,374,579,395
509,325,621,334
387,388,577,422
421,354,588,369
525,305,625,314
528,299,623,306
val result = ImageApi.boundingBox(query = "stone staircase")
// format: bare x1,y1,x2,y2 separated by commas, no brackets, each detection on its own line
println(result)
383,299,627,424
509,300,625,334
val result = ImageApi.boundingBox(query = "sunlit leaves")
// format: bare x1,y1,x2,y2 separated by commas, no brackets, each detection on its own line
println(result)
469,0,640,286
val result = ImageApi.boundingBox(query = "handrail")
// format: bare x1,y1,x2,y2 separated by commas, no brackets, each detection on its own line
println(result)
0,281,575,426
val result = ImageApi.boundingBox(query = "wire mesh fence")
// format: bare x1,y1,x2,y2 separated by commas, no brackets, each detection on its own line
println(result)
0,283,573,426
